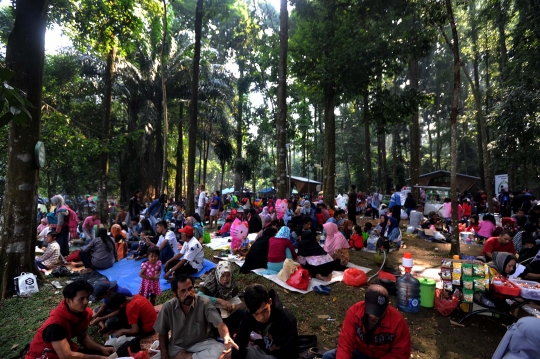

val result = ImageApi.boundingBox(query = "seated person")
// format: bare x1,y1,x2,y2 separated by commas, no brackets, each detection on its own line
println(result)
323,222,349,271
512,209,530,228
297,227,335,282
517,233,538,262
466,214,480,233
492,317,540,359
111,224,127,260
232,284,298,359
323,285,411,359
349,225,365,250
267,227,297,273
150,220,179,263
240,226,278,274
164,225,204,278
130,230,151,260
25,280,115,359
79,228,118,273
341,220,353,241
219,218,233,237
488,252,517,278
476,214,497,242
105,293,157,337
127,216,142,241
154,274,238,359
480,230,516,262
35,231,61,270
37,222,52,248
408,205,425,229
382,216,401,250
198,261,246,333
89,280,133,333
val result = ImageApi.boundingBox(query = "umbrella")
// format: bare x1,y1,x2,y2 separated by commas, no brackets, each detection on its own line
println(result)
87,196,98,202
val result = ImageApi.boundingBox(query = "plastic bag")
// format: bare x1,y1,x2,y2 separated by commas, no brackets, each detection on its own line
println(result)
286,267,310,290
277,258,300,282
203,232,211,244
366,234,378,251
343,268,367,287
14,272,39,296
434,288,459,316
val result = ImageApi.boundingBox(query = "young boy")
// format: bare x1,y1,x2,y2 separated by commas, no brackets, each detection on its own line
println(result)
35,231,61,271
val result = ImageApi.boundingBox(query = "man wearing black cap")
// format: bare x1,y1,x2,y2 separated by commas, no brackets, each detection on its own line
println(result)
323,285,411,359
89,280,132,333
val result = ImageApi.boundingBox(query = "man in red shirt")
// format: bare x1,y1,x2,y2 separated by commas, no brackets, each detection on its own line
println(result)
323,285,411,359
25,280,115,359
106,293,157,337
481,229,516,262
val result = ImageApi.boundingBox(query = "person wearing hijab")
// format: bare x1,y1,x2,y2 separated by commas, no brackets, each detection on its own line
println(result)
297,229,335,281
385,216,402,249
488,252,517,278
247,208,262,234
300,201,311,217
241,226,278,273
492,317,540,359
267,227,297,273
37,218,48,234
111,223,127,260
374,214,389,237
260,206,271,227
198,261,245,333
341,220,354,240
323,222,349,271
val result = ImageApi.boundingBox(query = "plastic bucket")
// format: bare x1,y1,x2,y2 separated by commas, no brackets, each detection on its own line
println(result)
419,278,436,308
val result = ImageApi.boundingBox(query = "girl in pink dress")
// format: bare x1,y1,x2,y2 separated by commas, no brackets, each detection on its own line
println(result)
139,247,161,304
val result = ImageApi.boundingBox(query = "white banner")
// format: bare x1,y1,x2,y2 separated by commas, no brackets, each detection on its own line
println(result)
495,174,509,196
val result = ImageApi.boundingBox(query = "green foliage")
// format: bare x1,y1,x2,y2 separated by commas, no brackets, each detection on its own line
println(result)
0,63,33,127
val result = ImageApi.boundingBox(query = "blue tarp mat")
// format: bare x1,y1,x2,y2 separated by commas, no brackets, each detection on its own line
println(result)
97,258,216,295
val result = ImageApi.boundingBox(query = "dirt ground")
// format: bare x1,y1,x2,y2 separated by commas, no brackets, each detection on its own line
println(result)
232,217,509,359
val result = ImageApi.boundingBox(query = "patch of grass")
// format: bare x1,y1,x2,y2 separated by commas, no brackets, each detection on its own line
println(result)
0,281,64,359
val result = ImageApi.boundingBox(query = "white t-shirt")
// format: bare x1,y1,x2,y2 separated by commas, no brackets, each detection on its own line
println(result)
409,211,425,228
180,236,204,271
157,230,180,254
198,191,206,207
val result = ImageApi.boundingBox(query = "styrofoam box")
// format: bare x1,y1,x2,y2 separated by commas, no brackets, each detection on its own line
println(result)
510,279,540,300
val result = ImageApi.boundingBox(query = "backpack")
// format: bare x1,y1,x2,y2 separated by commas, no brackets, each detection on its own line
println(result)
59,206,78,229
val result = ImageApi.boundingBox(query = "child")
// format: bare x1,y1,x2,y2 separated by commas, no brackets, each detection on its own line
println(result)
466,214,480,233
315,207,324,226
139,247,161,304
379,204,388,217
219,217,232,237
476,213,497,243
349,225,364,250
364,222,373,235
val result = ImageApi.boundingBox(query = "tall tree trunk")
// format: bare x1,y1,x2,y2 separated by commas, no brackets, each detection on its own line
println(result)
276,0,288,199
363,92,372,189
234,64,245,193
323,91,336,206
0,0,49,298
441,24,494,212
175,103,184,201
392,125,398,189
98,46,116,222
160,0,169,195
203,124,211,184
381,132,387,193
496,0,507,85
446,0,460,256
409,56,420,195
186,0,203,215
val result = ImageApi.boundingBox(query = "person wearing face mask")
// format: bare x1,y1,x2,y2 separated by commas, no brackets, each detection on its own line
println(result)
153,274,238,359
198,261,246,334
323,285,411,359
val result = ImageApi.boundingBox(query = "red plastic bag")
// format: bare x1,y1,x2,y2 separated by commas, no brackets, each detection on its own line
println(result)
434,289,459,316
286,268,310,290
128,348,148,359
343,268,368,287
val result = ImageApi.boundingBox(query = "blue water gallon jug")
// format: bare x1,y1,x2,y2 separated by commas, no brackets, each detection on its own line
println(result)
396,253,421,313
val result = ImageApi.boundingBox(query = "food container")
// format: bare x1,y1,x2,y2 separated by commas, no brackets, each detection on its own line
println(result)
509,279,540,300
149,340,160,354
491,280,521,297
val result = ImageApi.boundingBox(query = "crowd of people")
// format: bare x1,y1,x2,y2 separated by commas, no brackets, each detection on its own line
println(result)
29,184,540,359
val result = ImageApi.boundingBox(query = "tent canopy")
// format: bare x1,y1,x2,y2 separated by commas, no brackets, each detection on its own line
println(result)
258,187,275,194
